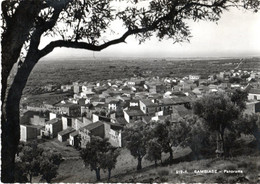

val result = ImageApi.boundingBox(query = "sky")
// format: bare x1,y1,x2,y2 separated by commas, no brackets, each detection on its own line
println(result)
40,7,260,60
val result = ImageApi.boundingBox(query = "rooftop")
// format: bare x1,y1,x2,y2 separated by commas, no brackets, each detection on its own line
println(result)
55,103,80,108
140,99,157,107
116,117,128,125
124,109,145,117
81,121,104,131
58,127,75,136
249,88,260,94
70,131,79,137
171,96,192,104
46,118,61,124
173,105,192,117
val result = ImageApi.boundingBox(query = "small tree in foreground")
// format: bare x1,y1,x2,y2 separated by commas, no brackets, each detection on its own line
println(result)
182,115,210,159
230,89,248,111
80,137,119,181
100,149,120,180
40,160,58,183
193,93,240,157
145,138,162,166
235,114,260,148
18,142,43,182
152,119,191,163
15,141,62,183
124,122,147,170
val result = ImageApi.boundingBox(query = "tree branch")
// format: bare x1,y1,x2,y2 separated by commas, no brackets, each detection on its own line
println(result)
38,0,245,59
39,27,151,58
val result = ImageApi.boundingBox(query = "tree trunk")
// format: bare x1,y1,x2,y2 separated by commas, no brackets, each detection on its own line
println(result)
216,129,224,158
1,52,40,183
252,129,260,149
46,178,51,183
155,160,157,167
95,168,101,181
137,156,142,170
29,173,32,183
108,169,111,180
169,149,173,163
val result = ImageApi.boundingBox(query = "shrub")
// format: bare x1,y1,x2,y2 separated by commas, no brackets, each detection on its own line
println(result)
160,177,168,182
215,175,227,183
237,161,248,168
158,169,169,176
225,164,238,171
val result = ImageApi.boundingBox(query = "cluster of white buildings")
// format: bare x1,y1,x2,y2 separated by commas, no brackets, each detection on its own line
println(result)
20,68,260,147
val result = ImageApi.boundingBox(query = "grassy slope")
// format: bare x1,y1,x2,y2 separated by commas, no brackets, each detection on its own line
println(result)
108,156,260,183
51,144,191,183
33,136,260,183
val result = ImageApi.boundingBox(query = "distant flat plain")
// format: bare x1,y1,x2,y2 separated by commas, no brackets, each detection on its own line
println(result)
16,57,259,96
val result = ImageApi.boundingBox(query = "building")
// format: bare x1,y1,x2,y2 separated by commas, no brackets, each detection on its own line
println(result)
20,124,38,142
108,123,123,147
61,116,72,130
56,103,81,117
108,100,120,111
30,115,47,126
78,121,122,148
139,99,157,115
41,118,62,138
189,75,200,81
61,84,73,92
123,109,145,123
148,84,166,94
248,88,260,101
69,131,80,147
244,101,260,115
73,84,82,94
58,127,75,142
78,121,107,148
72,117,92,130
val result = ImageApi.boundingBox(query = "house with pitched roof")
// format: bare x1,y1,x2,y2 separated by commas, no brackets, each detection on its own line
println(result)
248,88,260,101
69,131,80,147
139,99,158,115
58,127,75,142
123,109,145,123
244,101,260,115
79,121,110,148
20,124,39,142
40,118,62,138
56,103,81,117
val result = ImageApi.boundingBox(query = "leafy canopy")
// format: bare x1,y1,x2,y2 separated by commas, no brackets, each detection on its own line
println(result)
80,136,119,171
193,93,240,132
2,0,260,62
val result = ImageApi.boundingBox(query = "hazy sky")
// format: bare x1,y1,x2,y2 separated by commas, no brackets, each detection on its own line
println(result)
41,8,260,60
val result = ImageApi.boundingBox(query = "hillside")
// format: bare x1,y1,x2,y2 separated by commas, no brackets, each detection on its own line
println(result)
37,137,260,183
108,155,260,183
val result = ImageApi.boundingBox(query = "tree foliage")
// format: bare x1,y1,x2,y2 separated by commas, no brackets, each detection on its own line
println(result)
123,122,147,170
230,89,248,110
100,149,120,180
40,160,58,183
80,137,119,181
15,141,63,183
193,93,241,157
2,0,260,182
17,142,43,182
234,114,260,147
181,115,210,159
145,138,162,166
151,119,192,163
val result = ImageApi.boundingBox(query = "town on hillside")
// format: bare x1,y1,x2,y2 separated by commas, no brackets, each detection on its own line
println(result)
20,68,260,147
